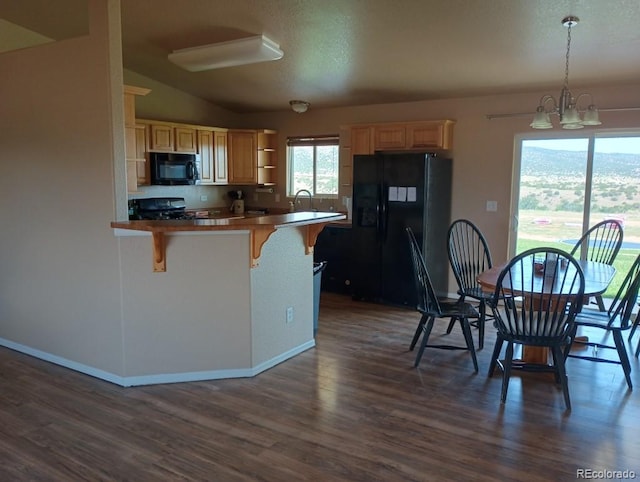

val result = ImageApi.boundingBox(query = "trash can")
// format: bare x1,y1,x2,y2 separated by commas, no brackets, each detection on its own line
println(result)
313,261,327,335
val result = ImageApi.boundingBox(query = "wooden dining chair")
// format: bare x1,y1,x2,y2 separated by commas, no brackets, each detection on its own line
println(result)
570,219,623,311
565,253,640,390
446,219,495,350
488,248,585,410
406,227,479,372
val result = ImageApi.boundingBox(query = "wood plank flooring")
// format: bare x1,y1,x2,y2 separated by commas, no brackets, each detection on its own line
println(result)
1,292,639,481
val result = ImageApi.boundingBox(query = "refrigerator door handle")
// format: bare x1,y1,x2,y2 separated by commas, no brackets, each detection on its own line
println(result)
380,183,388,241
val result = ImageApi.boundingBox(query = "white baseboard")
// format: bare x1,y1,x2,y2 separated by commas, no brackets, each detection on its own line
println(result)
0,337,316,387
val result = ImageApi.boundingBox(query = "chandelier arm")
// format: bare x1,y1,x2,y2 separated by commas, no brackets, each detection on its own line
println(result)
573,92,595,109
538,94,558,112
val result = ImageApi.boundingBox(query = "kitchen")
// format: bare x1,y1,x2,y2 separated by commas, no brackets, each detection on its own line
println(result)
2,0,640,389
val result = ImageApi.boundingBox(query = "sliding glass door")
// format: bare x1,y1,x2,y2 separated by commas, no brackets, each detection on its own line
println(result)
512,133,640,297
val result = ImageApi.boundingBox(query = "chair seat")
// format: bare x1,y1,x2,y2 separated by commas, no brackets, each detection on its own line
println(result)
574,311,629,331
459,287,494,301
437,300,479,319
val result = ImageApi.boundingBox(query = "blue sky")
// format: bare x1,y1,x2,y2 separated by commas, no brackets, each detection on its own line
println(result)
526,136,640,154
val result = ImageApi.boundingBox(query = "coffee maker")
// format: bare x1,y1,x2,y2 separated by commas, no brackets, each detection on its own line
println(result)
229,190,245,215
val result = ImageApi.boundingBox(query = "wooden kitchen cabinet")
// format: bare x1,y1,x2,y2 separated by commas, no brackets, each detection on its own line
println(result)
175,127,197,152
228,130,257,184
123,85,150,193
197,128,228,185
351,126,374,155
144,122,197,153
351,120,454,153
373,124,406,150
135,124,149,186
213,130,229,184
149,124,174,151
406,120,454,150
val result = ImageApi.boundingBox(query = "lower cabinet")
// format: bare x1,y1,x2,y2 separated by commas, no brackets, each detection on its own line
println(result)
314,225,352,294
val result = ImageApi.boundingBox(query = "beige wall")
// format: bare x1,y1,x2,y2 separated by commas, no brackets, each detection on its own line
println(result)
0,0,126,373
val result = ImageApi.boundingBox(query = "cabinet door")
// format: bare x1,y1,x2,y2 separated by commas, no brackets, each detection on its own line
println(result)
197,130,214,184
314,226,353,294
228,131,257,184
150,124,174,151
374,125,406,150
406,121,454,150
175,127,197,152
213,131,229,184
135,124,149,186
351,127,373,155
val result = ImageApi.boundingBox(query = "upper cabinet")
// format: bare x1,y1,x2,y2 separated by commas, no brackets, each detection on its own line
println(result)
371,120,455,152
228,130,257,184
134,119,276,187
197,128,228,185
228,129,278,186
144,121,197,153
123,85,150,193
405,121,454,150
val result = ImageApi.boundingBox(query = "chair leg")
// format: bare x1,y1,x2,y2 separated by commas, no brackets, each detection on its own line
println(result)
445,318,456,334
477,299,486,350
414,316,435,367
488,335,504,377
459,317,478,372
636,337,640,358
595,294,606,312
612,330,633,390
500,342,514,404
410,314,428,351
552,346,571,410
446,296,465,334
563,325,578,360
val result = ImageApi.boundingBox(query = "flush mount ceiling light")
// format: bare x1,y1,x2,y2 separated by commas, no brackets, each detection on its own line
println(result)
289,100,310,113
530,16,601,130
168,35,283,72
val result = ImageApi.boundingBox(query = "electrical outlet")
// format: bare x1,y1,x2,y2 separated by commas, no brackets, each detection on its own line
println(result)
200,195,208,202
286,306,294,324
486,200,498,212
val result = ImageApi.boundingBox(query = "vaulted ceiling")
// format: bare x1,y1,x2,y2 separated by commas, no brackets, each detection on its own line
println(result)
4,0,640,114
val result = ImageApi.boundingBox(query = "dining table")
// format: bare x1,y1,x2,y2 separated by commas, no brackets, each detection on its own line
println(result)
477,259,617,366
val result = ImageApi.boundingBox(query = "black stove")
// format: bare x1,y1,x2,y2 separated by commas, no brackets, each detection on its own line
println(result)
129,197,195,220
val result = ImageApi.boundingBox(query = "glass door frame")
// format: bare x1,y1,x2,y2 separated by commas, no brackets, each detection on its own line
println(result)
509,128,640,257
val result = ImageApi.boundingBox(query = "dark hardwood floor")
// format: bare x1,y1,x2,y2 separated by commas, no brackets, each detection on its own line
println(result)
1,292,639,481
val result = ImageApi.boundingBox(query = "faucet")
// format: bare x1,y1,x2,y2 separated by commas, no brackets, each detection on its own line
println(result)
293,189,314,212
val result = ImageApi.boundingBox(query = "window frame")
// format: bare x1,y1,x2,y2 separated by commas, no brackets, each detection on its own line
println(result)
286,135,340,199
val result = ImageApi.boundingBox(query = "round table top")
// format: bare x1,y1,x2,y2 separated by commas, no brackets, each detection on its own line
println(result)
477,259,616,297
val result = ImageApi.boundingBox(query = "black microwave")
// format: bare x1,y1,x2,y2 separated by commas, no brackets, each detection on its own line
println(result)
149,152,199,185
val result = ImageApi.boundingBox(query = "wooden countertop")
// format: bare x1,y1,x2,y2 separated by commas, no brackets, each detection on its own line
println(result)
111,212,346,272
111,211,345,232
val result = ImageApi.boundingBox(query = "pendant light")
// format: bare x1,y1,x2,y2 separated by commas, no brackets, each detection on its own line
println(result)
530,16,602,130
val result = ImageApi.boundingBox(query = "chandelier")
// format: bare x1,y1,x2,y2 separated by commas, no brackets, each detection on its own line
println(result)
530,16,601,130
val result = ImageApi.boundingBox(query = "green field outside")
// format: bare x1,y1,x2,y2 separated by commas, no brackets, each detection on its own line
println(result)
515,210,640,299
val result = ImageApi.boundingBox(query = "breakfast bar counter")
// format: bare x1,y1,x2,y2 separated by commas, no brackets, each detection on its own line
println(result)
108,211,345,386
112,212,345,272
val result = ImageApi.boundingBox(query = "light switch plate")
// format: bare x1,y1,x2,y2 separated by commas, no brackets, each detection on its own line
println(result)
486,200,498,212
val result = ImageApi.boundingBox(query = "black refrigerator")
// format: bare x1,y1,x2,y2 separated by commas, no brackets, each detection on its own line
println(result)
351,152,452,307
